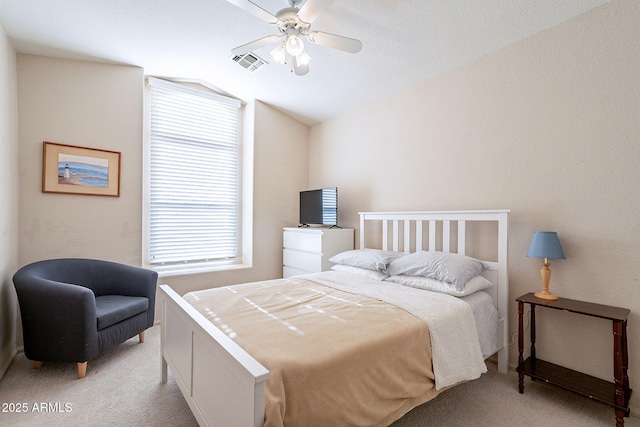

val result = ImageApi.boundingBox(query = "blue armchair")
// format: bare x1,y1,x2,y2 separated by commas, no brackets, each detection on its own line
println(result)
13,258,158,378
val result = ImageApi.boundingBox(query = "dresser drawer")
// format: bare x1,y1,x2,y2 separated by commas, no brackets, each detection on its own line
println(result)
283,230,323,253
283,249,322,272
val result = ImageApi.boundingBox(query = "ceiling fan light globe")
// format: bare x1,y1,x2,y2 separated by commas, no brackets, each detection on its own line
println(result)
270,42,287,65
285,35,305,56
296,50,312,66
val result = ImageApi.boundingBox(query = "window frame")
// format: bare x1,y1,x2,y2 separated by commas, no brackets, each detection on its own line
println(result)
142,77,253,277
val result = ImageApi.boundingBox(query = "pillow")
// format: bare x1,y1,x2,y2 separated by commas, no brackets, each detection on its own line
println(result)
330,264,388,281
386,274,493,297
328,249,405,274
386,251,487,291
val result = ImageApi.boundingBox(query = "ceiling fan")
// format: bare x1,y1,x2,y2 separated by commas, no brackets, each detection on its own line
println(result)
227,0,362,76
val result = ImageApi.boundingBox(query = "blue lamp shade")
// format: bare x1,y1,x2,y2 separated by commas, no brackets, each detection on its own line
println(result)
527,231,565,259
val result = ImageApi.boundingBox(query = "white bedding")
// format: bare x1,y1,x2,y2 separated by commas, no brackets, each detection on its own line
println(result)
461,290,499,358
299,270,488,390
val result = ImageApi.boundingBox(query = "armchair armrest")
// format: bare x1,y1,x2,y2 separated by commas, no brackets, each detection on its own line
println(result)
13,274,98,362
94,261,158,300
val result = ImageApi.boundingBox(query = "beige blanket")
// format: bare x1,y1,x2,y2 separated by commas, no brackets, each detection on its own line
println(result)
185,274,446,426
306,271,487,389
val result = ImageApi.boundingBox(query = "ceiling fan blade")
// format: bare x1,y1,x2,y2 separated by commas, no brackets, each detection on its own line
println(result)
231,35,281,56
226,0,278,24
297,0,335,24
293,56,310,76
305,31,362,54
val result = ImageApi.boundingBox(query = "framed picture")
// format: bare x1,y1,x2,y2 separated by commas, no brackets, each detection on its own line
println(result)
42,141,121,197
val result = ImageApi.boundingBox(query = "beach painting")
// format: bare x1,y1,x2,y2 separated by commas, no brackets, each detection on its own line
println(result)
58,153,109,188
43,141,121,197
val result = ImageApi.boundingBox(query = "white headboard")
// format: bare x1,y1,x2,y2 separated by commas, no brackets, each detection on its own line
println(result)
358,210,510,373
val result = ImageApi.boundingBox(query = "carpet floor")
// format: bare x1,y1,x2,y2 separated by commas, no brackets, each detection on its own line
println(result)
1,325,637,426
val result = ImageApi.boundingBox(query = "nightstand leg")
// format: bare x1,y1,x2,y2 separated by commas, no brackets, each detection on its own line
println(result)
613,320,626,426
528,305,537,379
530,306,536,365
622,320,630,415
518,301,524,393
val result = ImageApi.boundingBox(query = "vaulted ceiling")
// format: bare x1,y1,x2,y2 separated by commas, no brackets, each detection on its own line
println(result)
0,0,609,125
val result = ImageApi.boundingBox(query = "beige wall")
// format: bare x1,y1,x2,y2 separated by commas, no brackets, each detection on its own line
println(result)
18,55,145,265
309,0,640,411
0,23,19,378
16,54,309,304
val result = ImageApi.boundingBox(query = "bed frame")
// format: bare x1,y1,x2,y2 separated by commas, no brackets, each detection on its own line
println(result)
160,209,510,427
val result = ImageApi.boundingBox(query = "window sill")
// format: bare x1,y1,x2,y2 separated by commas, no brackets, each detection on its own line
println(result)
149,260,251,278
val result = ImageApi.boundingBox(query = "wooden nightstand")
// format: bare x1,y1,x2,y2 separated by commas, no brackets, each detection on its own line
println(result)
516,293,631,427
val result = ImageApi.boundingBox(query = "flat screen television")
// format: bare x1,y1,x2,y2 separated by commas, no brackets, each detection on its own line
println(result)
299,187,338,226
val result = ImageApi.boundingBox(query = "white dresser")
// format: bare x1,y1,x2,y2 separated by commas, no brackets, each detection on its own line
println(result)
283,227,354,278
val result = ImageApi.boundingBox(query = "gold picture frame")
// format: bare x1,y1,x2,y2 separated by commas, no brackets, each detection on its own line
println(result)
42,141,121,197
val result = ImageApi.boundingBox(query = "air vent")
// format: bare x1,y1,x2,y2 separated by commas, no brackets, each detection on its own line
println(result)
230,52,267,72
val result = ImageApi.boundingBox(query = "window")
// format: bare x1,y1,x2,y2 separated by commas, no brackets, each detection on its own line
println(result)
144,77,245,275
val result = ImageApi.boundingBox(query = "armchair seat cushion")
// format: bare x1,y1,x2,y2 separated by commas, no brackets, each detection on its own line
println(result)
95,295,149,330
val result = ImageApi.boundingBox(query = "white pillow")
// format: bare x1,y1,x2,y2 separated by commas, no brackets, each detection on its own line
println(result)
330,264,388,281
329,249,405,274
386,274,493,297
386,251,487,291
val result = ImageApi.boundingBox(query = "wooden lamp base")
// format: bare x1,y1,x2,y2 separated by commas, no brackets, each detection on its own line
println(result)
534,262,558,301
534,289,558,300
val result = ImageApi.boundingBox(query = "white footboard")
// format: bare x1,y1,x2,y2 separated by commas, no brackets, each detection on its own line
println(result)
160,284,270,427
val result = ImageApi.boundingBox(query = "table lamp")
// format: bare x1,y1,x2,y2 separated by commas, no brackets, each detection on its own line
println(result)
527,231,565,301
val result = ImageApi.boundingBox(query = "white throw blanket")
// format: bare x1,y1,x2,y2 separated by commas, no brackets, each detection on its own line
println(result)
298,271,487,389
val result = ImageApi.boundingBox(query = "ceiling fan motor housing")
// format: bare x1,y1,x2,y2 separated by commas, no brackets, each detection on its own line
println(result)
276,7,310,34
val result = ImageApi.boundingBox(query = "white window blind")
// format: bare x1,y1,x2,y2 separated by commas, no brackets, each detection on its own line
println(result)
147,78,242,266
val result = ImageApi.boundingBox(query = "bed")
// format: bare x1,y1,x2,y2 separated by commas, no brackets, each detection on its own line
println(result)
160,210,510,426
